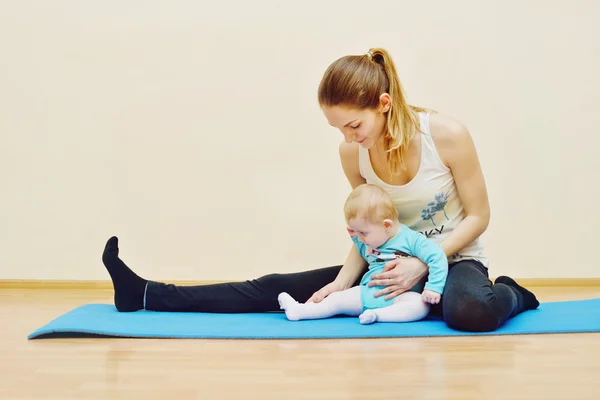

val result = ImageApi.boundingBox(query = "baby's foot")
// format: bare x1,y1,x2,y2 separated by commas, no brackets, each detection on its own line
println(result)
277,292,301,321
359,310,378,325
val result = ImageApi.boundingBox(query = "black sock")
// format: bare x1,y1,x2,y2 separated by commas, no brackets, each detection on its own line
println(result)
495,276,540,312
102,236,148,312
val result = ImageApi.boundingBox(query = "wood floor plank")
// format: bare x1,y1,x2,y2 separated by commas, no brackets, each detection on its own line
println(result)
1,287,599,399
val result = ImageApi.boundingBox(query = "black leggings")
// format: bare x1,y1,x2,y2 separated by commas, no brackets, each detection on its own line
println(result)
145,259,523,332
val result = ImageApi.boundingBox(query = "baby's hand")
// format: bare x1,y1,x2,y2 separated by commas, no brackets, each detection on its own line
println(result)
422,290,441,304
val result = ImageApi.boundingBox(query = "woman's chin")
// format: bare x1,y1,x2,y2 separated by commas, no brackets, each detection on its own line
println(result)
359,139,374,149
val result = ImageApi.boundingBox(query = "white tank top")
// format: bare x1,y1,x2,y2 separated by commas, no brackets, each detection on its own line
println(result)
358,112,489,267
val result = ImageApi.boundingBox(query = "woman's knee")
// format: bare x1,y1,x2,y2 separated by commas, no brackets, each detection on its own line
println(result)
444,298,499,332
254,268,340,302
253,273,289,297
442,261,499,332
254,273,284,286
256,267,341,289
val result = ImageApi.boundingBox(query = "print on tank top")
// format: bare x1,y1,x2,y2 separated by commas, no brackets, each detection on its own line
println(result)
419,191,458,261
421,191,450,231
419,191,467,262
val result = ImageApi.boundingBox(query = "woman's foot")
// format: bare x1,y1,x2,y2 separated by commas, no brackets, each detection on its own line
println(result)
102,236,148,312
495,276,540,311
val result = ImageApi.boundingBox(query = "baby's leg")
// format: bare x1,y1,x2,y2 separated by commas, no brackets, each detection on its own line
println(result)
278,286,362,321
359,291,430,325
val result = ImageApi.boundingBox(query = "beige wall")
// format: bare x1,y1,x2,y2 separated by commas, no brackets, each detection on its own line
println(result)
1,1,599,281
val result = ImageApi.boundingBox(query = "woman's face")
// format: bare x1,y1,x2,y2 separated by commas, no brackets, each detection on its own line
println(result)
321,94,390,149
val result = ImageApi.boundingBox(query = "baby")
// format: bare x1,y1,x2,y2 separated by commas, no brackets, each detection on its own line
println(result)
278,183,448,324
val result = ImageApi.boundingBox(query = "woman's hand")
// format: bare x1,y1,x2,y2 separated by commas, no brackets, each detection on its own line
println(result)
368,257,428,300
306,280,346,303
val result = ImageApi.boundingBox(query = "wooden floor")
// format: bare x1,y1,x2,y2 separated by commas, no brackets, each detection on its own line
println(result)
1,287,600,399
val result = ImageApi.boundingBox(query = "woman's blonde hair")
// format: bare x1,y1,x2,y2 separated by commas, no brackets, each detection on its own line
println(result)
344,184,398,224
318,48,431,176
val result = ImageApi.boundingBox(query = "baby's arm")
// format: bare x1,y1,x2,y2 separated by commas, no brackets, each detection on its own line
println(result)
410,233,449,304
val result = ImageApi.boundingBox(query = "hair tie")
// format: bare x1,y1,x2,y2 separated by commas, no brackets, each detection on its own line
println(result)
366,50,374,61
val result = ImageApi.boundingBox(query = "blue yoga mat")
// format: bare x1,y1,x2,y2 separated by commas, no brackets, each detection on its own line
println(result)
28,298,600,339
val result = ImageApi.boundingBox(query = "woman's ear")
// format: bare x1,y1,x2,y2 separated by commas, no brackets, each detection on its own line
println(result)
379,93,391,113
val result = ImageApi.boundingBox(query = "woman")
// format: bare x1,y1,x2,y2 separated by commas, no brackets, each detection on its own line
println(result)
102,48,539,332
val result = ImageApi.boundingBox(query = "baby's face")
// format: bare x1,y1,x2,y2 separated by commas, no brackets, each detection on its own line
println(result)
346,218,391,249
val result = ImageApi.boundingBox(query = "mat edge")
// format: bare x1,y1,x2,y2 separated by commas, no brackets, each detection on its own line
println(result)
28,329,600,340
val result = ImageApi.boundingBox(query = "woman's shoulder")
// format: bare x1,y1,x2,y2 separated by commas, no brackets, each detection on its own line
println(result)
428,112,470,144
427,112,476,168
339,140,359,159
338,141,366,188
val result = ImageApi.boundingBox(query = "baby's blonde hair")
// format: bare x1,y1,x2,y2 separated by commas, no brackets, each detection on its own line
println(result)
344,184,398,224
